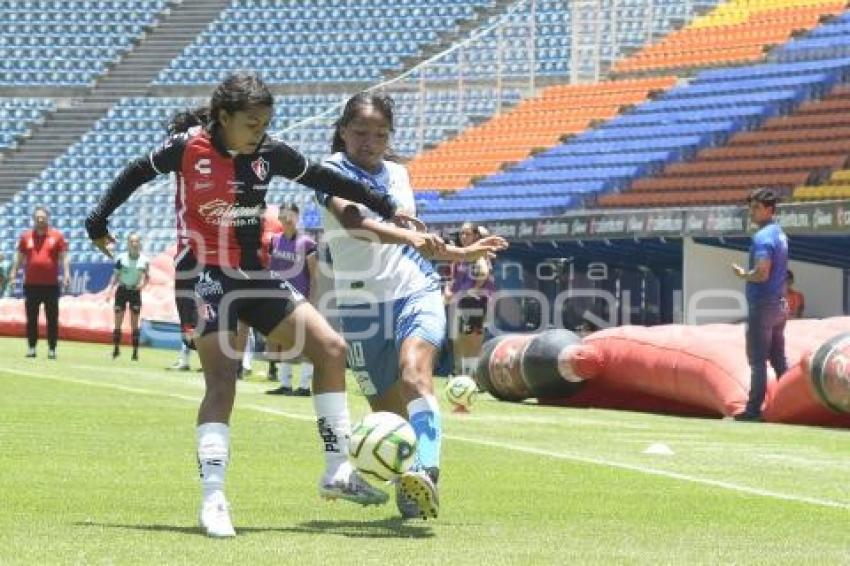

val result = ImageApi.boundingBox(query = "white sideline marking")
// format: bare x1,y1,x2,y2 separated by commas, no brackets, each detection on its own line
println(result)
448,434,850,510
5,367,850,511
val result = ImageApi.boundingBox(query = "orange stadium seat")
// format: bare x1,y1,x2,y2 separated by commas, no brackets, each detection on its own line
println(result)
612,1,845,74
408,77,678,191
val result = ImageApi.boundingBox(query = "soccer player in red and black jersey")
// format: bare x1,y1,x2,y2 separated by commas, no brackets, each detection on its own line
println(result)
85,73,407,537
8,206,70,359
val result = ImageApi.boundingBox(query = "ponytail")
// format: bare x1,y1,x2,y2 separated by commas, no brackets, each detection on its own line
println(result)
167,106,210,135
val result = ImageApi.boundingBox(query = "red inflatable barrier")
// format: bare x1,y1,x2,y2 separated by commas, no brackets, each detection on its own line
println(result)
474,317,850,427
0,248,180,345
763,325,850,427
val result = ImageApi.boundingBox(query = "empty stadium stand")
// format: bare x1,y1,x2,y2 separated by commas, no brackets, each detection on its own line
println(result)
155,0,502,85
417,4,850,222
0,0,171,86
407,76,677,192
612,0,846,74
0,98,54,150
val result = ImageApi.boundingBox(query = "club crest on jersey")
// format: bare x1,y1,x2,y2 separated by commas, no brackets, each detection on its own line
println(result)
251,156,269,181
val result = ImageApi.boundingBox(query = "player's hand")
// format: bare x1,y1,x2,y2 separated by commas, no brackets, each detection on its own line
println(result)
91,234,117,259
465,235,509,260
731,263,746,278
407,232,446,258
392,212,427,233
61,275,71,292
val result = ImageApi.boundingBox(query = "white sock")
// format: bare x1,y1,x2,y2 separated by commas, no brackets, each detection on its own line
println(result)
313,392,351,480
300,362,314,389
461,356,479,376
179,345,190,366
197,422,229,501
242,333,254,371
279,362,293,387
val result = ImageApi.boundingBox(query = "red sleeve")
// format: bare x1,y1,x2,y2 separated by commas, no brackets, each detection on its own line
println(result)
56,231,68,253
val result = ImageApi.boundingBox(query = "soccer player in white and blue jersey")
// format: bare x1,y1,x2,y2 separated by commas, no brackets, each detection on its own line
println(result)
318,93,507,519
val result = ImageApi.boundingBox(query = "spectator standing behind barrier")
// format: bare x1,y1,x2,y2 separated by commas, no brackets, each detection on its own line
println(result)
106,233,150,361
445,221,496,377
784,270,805,319
731,188,789,422
7,206,69,359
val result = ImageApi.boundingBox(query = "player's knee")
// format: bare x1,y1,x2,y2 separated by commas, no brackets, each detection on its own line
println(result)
399,359,431,392
324,334,347,364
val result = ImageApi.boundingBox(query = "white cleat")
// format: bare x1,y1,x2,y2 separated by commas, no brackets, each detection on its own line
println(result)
199,494,235,538
319,465,389,507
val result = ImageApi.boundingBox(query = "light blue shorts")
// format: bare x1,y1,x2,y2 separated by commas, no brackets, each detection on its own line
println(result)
339,287,446,398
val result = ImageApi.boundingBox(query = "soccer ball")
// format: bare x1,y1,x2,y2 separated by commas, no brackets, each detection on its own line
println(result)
445,375,478,408
349,411,417,482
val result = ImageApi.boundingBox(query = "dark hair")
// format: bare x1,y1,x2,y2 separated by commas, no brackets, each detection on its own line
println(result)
786,270,795,283
167,106,210,135
461,221,488,241
747,187,780,210
166,72,273,135
281,203,300,214
210,72,273,124
331,91,397,158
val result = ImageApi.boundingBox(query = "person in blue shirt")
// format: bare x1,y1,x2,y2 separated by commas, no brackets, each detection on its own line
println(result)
731,188,789,422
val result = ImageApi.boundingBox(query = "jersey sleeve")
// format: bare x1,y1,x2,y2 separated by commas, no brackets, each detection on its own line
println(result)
394,164,417,215
751,231,774,262
56,232,68,254
85,134,187,240
268,141,397,218
304,236,317,256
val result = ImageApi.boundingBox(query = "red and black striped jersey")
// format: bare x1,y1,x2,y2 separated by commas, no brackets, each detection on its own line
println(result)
86,125,396,270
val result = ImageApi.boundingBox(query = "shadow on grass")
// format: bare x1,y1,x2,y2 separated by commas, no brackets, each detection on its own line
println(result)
74,517,434,539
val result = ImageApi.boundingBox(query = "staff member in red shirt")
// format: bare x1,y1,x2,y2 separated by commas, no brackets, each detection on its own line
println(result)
7,206,70,359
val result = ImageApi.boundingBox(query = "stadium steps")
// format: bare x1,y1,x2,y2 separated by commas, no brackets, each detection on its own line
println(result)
0,0,231,204
0,103,112,204
383,0,518,81
88,0,232,101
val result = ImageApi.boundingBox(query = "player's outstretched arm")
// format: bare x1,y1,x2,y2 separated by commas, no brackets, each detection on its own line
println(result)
325,196,445,257
434,235,509,262
87,138,183,258
85,157,160,257
302,163,398,220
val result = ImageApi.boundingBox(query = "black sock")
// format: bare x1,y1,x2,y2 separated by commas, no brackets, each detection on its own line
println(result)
112,329,121,348
132,330,140,354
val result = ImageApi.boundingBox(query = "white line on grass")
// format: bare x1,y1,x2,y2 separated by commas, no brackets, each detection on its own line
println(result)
5,367,850,511
446,434,850,510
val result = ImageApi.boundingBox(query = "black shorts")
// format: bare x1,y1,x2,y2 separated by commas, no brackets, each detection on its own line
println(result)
457,295,489,335
174,249,199,332
114,286,142,313
193,264,303,336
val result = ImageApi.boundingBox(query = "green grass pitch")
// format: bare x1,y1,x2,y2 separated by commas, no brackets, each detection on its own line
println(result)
1,338,849,564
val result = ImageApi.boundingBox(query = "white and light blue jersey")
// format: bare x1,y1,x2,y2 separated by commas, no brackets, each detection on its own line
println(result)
317,152,440,305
